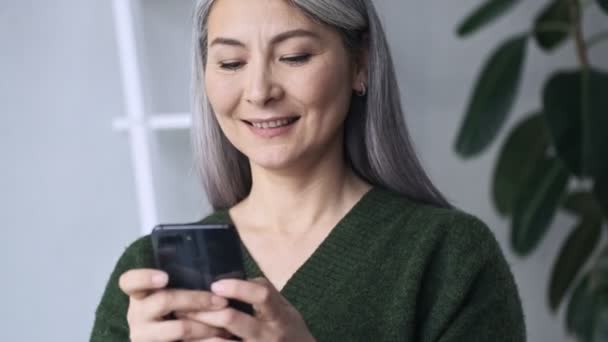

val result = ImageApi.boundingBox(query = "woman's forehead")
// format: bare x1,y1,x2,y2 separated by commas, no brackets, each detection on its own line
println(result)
207,0,323,41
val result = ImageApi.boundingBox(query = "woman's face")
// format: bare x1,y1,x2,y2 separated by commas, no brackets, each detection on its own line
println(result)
205,0,361,171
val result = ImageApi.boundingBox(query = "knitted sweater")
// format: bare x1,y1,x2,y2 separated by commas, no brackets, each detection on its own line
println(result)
90,186,526,341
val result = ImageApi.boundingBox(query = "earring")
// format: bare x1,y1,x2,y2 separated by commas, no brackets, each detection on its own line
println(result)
356,82,367,97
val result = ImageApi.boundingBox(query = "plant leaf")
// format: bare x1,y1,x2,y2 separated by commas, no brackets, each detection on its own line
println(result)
533,0,577,51
511,157,569,255
585,70,608,181
566,274,594,340
591,248,608,341
593,295,608,342
457,0,520,37
591,246,608,293
492,113,548,216
595,177,608,220
542,69,608,178
548,218,602,311
598,0,608,15
563,191,603,220
455,34,528,158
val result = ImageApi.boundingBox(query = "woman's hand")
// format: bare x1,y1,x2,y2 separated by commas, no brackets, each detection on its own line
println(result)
118,269,232,341
183,277,316,342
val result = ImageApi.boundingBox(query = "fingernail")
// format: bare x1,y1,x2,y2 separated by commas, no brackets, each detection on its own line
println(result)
211,296,227,308
152,273,168,286
211,281,226,293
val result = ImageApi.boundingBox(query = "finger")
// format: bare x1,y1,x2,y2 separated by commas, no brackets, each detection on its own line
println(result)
119,269,168,300
143,289,228,321
189,308,262,340
130,319,225,341
184,329,235,341
175,311,188,319
211,278,283,320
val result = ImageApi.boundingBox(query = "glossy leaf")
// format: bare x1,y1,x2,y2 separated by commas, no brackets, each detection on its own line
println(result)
543,69,608,178
549,218,602,311
511,157,569,255
593,295,608,342
590,249,608,342
591,246,608,293
563,191,603,220
493,113,548,216
455,34,528,157
598,0,608,15
457,0,519,37
595,177,608,220
566,275,594,340
533,0,577,51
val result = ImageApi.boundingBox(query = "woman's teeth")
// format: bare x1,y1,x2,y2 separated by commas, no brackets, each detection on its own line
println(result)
251,118,296,129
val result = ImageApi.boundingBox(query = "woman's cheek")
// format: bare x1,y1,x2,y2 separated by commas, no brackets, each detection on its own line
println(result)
206,78,239,117
307,57,349,99
295,65,351,121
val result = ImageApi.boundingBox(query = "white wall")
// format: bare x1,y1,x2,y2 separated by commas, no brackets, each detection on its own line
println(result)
1,0,606,340
0,1,139,340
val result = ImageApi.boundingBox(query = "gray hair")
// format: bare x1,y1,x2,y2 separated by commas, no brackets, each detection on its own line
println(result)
191,0,450,210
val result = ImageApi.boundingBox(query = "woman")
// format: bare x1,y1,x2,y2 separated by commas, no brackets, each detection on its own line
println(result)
91,0,526,341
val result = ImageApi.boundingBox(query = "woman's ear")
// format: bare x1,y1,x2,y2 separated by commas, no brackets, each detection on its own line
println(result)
352,35,369,90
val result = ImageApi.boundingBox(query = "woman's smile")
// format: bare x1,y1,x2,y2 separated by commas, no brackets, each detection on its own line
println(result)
242,116,301,139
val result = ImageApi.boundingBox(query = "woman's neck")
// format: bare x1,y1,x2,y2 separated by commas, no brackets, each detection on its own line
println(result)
232,155,371,236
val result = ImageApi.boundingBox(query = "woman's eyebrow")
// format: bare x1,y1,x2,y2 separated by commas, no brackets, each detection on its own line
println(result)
209,29,321,48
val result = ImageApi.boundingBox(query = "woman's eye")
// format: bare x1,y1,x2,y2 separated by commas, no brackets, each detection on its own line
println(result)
219,61,243,71
280,54,311,65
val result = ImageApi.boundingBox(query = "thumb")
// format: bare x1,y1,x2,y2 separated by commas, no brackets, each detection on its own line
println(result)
249,277,287,320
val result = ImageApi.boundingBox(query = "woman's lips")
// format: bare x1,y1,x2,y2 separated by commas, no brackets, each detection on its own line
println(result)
244,116,300,124
243,117,300,139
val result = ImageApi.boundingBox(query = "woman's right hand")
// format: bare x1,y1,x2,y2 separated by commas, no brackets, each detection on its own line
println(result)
119,269,230,342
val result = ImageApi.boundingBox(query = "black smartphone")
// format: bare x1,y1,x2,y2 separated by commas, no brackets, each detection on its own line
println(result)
151,223,253,315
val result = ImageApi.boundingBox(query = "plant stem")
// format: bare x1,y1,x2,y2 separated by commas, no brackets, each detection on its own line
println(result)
587,31,608,49
570,0,590,68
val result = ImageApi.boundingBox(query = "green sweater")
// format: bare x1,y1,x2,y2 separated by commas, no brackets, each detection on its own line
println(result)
91,186,526,341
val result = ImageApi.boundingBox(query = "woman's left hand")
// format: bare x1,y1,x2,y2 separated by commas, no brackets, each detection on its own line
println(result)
181,277,315,342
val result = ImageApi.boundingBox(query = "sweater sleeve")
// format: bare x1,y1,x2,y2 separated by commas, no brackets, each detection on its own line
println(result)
419,215,527,342
90,235,154,342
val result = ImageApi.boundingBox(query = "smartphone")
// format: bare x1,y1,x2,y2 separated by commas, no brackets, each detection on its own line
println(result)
151,223,253,315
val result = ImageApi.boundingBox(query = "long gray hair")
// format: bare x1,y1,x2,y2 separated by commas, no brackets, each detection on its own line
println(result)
191,0,450,210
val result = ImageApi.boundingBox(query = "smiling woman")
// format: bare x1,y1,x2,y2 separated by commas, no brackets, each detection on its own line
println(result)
203,2,362,196
91,0,526,341
192,0,450,211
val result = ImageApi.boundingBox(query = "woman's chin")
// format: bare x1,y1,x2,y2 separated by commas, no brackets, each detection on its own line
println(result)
250,158,294,171
248,152,300,172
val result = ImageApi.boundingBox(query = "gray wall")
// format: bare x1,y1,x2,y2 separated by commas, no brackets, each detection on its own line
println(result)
1,0,606,340
0,1,139,340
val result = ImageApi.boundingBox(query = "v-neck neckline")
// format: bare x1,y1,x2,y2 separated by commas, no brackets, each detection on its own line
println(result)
200,185,388,317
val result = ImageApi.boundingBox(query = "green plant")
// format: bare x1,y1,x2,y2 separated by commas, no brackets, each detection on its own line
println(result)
453,0,608,340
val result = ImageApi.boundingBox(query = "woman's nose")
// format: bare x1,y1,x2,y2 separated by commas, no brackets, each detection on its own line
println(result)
244,62,282,106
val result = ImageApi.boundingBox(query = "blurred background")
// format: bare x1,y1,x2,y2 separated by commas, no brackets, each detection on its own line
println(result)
1,0,607,340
